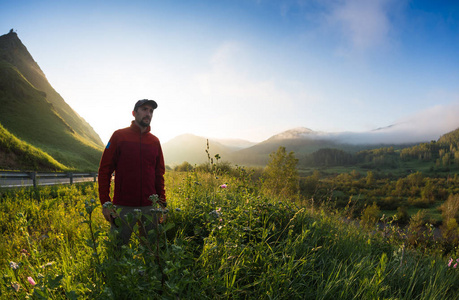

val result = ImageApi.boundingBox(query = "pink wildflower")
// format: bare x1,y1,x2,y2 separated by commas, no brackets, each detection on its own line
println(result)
220,184,227,189
219,218,223,222
27,277,36,286
448,258,453,267
455,263,458,269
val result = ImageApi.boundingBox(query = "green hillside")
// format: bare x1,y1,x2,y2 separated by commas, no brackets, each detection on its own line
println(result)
0,123,67,171
0,30,103,171
438,127,459,145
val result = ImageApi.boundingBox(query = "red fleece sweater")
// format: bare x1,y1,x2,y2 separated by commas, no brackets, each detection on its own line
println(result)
98,121,166,207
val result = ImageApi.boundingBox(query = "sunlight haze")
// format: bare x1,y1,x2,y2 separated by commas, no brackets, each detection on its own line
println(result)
1,0,458,145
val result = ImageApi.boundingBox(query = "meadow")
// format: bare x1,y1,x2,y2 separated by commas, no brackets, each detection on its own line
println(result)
1,166,459,299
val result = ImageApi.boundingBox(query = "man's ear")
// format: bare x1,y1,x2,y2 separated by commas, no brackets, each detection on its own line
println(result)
132,110,135,117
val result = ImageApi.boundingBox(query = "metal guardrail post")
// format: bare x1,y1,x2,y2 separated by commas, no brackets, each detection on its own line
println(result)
93,172,97,182
30,172,37,188
69,172,73,184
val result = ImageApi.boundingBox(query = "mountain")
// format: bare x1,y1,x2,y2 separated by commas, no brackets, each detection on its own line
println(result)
163,126,432,167
0,30,103,171
162,134,238,165
212,138,256,150
438,128,459,145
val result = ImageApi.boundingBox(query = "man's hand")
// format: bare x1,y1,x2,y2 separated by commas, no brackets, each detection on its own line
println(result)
102,206,115,222
158,198,167,209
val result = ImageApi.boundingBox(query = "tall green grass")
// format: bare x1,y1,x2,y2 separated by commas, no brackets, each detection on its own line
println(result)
1,171,459,299
0,123,68,171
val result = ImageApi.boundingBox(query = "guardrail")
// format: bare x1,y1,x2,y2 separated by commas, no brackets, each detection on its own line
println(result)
0,171,98,188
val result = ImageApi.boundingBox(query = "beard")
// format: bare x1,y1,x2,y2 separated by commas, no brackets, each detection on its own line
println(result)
138,117,151,128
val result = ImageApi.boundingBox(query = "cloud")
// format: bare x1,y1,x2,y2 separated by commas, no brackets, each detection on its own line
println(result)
186,41,324,140
355,103,459,144
324,0,396,53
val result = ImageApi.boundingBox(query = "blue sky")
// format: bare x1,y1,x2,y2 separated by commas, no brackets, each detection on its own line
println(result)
1,0,458,144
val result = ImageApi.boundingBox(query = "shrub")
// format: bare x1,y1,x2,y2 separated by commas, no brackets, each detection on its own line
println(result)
261,146,299,200
360,202,380,229
174,161,194,172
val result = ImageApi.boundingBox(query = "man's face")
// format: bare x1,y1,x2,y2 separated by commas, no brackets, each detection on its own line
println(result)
133,104,154,128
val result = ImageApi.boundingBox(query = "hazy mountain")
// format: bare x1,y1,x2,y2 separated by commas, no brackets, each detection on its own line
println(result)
162,134,235,165
438,127,459,145
163,125,436,167
0,30,103,171
212,138,257,150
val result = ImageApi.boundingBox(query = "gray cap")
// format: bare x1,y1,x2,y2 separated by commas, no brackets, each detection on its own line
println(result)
134,99,158,111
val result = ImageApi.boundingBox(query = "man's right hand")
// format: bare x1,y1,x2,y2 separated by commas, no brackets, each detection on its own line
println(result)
102,206,115,222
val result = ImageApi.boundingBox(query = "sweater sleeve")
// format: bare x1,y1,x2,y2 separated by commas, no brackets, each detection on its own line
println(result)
155,142,166,201
98,133,118,205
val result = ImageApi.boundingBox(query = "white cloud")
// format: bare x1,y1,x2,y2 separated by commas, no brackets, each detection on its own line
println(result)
364,102,459,144
324,0,396,53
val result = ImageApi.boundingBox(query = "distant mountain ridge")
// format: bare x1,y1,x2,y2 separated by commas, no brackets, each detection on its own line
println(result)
0,30,103,171
163,125,458,166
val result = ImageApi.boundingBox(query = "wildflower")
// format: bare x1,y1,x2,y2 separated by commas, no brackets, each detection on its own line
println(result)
102,201,113,208
149,194,159,201
209,210,221,218
216,207,221,212
455,263,458,269
27,277,36,286
448,258,454,267
220,184,227,188
11,282,20,292
219,218,223,222
9,261,19,270
40,262,54,268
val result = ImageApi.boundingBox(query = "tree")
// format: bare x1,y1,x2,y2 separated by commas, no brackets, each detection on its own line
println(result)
262,146,299,200
366,171,375,186
440,194,459,222
360,202,380,229
174,161,193,172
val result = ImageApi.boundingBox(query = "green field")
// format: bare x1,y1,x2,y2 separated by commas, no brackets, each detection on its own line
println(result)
1,167,459,299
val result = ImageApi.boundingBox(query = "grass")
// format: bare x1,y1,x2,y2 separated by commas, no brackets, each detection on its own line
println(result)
0,123,68,171
1,170,459,299
0,59,103,171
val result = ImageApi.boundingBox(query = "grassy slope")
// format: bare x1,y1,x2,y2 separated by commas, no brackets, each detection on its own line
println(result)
0,32,103,171
0,61,102,170
0,123,67,171
0,32,103,147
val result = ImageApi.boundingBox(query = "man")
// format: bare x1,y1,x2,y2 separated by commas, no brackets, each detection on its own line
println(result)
98,99,166,245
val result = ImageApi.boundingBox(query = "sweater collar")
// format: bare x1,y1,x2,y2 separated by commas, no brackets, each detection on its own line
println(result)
130,121,151,133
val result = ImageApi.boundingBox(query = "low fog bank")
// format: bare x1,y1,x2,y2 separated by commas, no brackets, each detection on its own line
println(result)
332,103,459,145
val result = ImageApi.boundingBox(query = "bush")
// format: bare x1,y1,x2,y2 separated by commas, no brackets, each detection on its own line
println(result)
360,202,380,229
395,206,410,225
174,161,194,172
